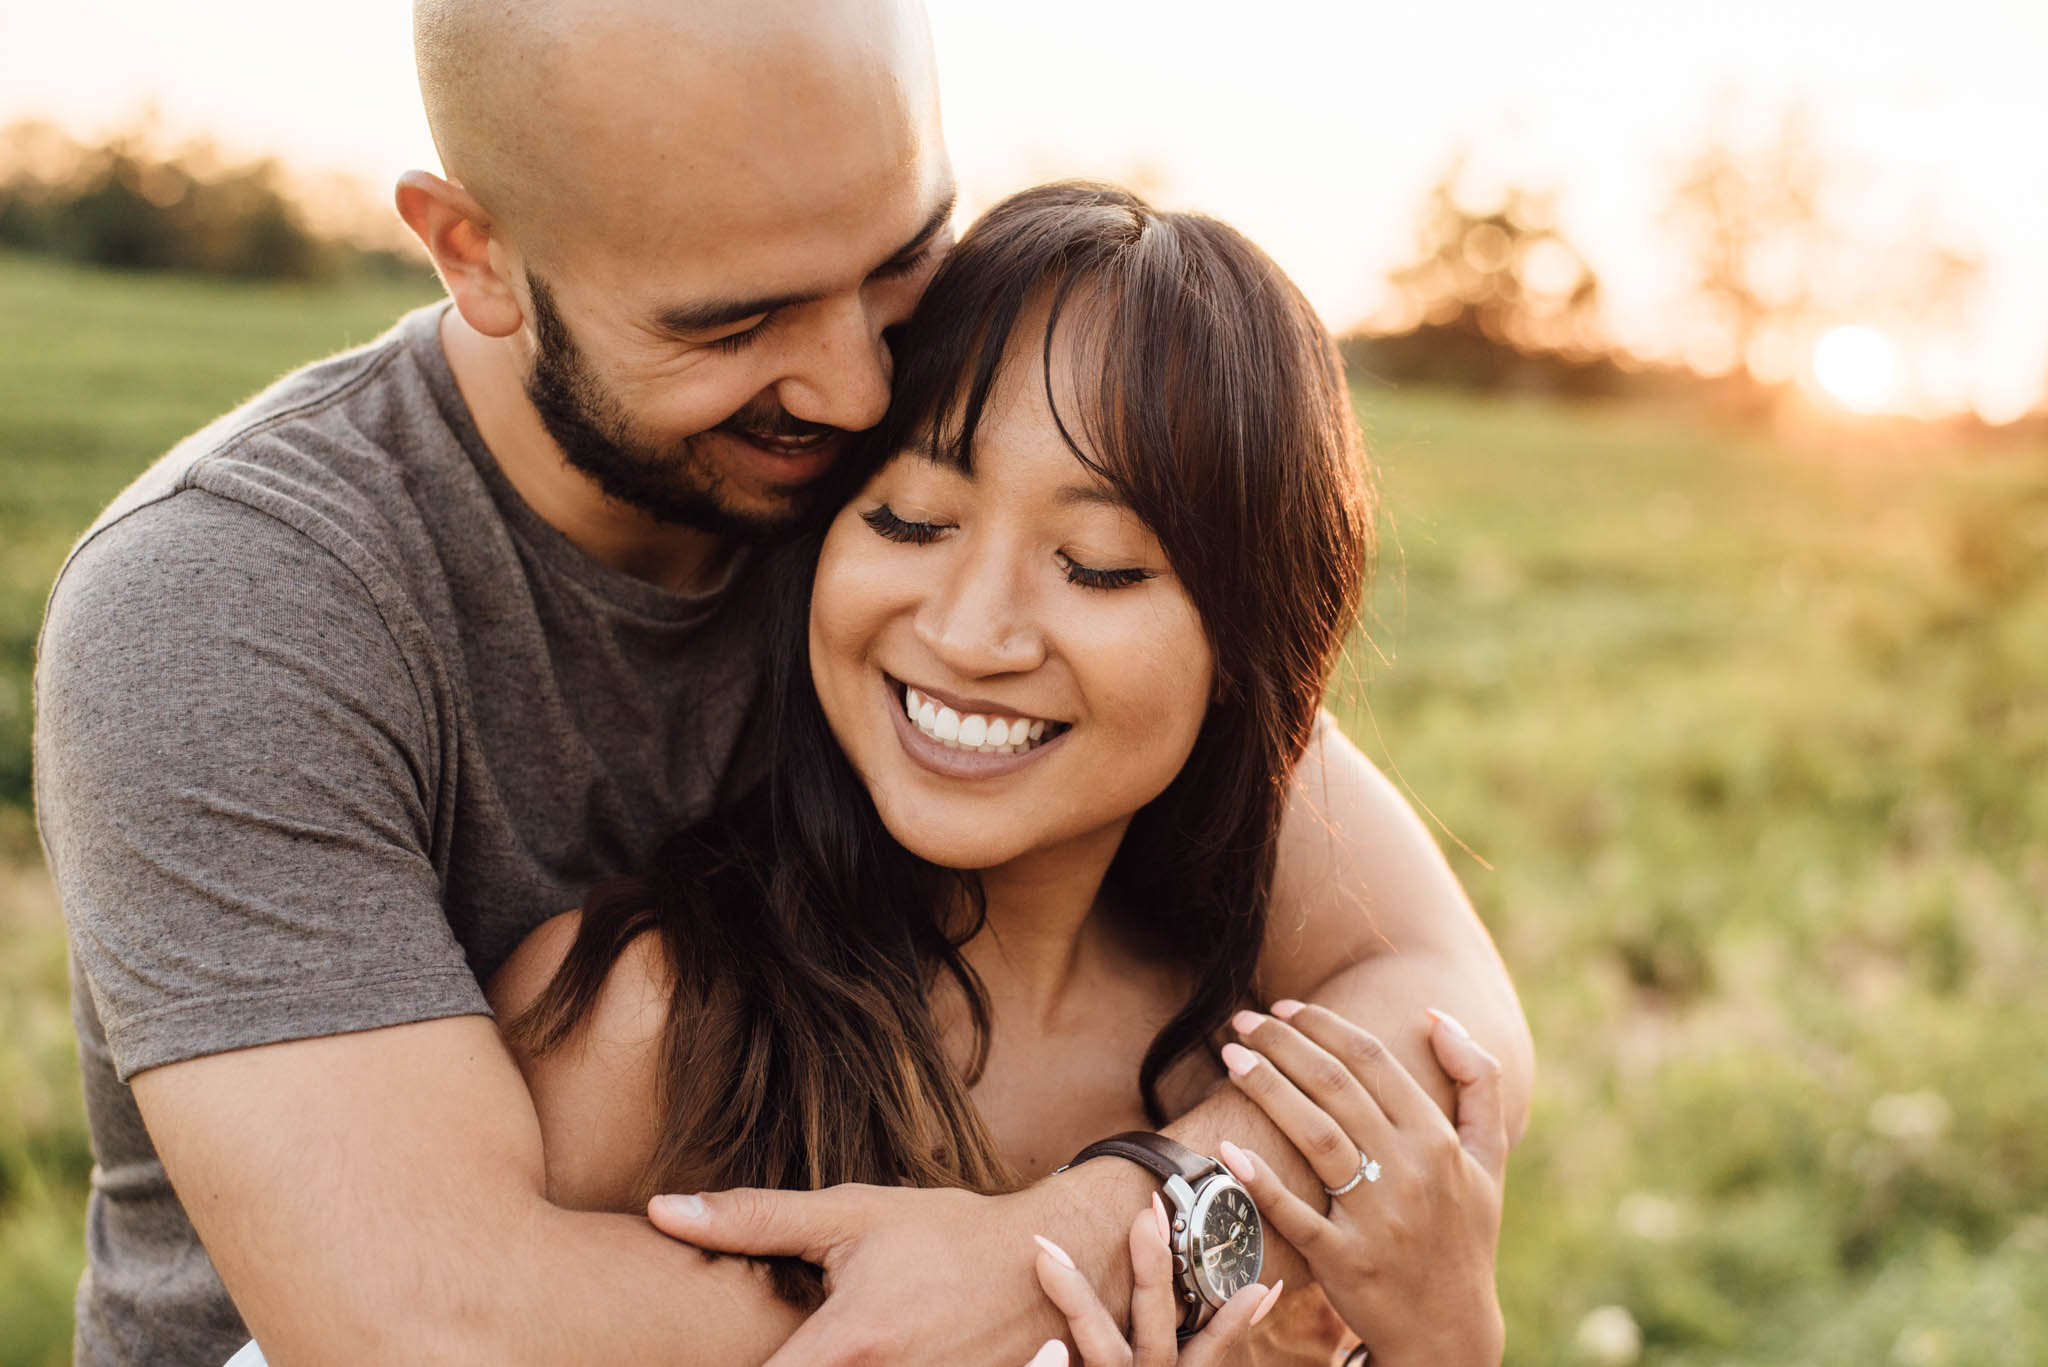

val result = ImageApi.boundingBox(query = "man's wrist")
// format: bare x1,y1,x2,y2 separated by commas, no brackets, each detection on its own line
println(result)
1027,1153,1160,1314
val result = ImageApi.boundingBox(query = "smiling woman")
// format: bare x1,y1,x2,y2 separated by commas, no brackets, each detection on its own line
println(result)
809,327,1216,874
484,181,1465,1361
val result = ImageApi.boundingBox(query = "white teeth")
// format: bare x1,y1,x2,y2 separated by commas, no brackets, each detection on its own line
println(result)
898,683,1059,756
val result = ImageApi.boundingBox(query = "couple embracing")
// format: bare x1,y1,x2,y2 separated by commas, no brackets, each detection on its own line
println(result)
34,1,1533,1363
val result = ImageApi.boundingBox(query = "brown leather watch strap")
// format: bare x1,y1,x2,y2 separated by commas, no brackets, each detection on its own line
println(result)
1061,1130,1218,1185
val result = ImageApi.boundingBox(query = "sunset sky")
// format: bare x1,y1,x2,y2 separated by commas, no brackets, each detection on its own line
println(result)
5,0,2046,420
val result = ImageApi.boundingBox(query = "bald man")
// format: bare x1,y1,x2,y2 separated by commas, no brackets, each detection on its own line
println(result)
34,1,1531,1363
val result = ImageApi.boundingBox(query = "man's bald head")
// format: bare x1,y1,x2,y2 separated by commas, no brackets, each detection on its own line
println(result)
402,0,954,544
414,0,941,258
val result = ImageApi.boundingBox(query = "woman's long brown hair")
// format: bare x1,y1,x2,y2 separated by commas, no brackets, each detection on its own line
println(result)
508,181,1372,1306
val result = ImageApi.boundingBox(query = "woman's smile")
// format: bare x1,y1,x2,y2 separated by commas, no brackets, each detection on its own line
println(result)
884,675,1072,779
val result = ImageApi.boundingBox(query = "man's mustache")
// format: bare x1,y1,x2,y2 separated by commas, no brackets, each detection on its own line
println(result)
714,403,843,443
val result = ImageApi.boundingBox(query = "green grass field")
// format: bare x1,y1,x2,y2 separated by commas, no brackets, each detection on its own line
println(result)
3,251,2044,1366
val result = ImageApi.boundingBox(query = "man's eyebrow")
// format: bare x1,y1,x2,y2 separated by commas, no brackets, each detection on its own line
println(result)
651,187,959,338
653,289,822,337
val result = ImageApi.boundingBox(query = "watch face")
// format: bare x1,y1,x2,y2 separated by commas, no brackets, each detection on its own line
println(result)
1188,1179,1263,1305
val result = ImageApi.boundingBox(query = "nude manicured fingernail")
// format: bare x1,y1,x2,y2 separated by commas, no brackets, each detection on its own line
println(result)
1151,1191,1173,1244
650,1193,707,1221
1270,999,1306,1020
1231,1009,1266,1035
1427,1007,1473,1040
1217,1140,1257,1184
1250,1280,1285,1326
1221,1042,1260,1076
1026,1340,1070,1367
1033,1234,1076,1269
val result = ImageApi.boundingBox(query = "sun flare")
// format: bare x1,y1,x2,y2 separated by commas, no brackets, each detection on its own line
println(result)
1813,326,1902,414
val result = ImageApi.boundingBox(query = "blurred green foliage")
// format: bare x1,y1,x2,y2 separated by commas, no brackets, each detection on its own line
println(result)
0,122,417,282
2,252,2044,1365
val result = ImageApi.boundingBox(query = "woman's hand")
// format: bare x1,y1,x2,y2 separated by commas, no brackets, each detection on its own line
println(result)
1021,1202,1281,1366
1216,1003,1509,1367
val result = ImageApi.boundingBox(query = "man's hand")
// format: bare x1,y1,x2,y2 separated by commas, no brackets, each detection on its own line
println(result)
648,1179,1129,1367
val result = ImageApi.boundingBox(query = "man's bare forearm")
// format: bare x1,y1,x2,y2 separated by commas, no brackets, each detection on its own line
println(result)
407,1202,807,1366
137,1018,807,1367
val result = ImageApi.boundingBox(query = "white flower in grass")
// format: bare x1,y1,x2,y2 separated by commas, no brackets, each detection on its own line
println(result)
1868,1090,1951,1143
1571,1305,1641,1365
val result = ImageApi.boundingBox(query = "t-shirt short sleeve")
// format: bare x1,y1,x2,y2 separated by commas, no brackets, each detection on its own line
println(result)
37,489,488,1081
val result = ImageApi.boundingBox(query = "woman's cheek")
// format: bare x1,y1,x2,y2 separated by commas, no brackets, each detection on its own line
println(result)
1073,590,1213,768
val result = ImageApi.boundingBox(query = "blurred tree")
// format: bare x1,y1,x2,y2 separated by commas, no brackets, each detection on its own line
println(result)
0,121,385,281
1386,165,1605,360
1346,159,1627,397
1664,108,1827,375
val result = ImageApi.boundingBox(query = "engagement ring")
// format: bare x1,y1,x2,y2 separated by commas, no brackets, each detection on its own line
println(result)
1324,1152,1381,1196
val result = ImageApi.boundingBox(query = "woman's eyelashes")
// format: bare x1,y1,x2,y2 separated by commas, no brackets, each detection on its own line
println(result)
1055,553,1156,591
858,503,1157,590
860,502,948,545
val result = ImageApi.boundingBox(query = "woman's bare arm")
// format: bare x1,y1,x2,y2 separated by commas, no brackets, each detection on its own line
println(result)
485,912,676,1212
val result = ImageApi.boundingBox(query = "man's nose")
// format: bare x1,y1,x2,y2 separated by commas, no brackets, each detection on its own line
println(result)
914,540,1046,679
775,296,893,434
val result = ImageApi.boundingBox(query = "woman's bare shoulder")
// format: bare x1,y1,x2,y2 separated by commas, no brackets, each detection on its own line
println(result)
488,910,673,1037
487,910,677,1211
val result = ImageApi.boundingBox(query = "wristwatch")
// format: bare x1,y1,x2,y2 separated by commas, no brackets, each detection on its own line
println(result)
1058,1131,1264,1337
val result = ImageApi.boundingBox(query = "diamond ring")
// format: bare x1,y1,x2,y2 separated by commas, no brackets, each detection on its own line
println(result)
1324,1152,1382,1197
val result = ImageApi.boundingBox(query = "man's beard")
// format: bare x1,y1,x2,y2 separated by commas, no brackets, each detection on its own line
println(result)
523,273,835,541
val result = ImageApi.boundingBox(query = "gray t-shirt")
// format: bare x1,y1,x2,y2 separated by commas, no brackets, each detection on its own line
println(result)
34,305,776,1367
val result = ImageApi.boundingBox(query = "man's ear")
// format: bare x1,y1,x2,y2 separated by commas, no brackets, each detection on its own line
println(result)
395,171,525,339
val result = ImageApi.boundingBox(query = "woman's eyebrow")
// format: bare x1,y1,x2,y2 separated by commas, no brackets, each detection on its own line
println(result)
1051,482,1128,510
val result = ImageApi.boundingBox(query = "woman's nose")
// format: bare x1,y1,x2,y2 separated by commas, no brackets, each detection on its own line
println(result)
913,544,1046,678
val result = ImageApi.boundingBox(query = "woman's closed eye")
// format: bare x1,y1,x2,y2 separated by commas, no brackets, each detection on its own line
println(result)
860,503,949,545
1056,552,1155,591
862,504,1156,590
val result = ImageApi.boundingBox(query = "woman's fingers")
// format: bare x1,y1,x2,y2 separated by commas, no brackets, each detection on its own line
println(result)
1033,1236,1131,1367
1217,1139,1334,1256
1270,1001,1440,1132
1176,1280,1285,1367
1024,1341,1070,1367
1427,1008,1510,1180
1127,1202,1182,1367
1221,1032,1372,1193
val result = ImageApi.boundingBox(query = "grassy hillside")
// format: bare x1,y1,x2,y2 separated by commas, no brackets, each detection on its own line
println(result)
3,252,2044,1365
1325,392,2048,1363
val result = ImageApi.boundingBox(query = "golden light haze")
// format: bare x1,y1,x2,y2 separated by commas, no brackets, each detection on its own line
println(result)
5,0,2046,420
